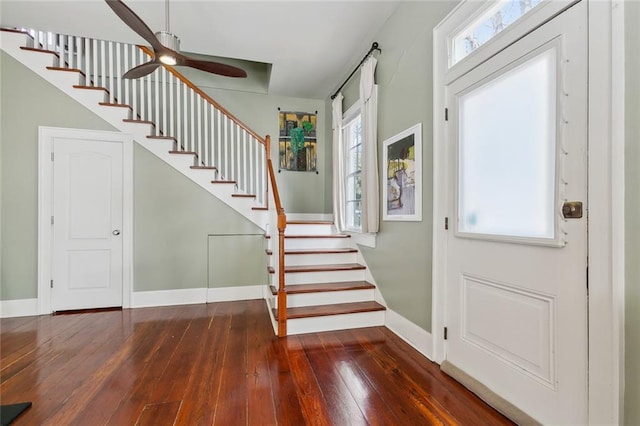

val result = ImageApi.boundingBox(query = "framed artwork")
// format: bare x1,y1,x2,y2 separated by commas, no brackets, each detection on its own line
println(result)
278,110,317,172
382,123,422,221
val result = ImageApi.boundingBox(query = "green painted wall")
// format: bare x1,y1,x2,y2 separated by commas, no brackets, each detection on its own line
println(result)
134,144,261,292
625,1,640,423
0,51,116,300
333,1,457,331
200,88,327,214
0,51,263,299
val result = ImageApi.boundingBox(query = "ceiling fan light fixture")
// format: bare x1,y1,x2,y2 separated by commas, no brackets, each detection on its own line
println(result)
155,30,180,52
159,54,177,66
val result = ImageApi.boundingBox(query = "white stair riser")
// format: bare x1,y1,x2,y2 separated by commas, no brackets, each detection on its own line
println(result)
285,223,334,235
280,252,358,266
47,71,82,90
276,289,375,308
281,269,365,285
284,238,351,250
99,107,132,124
286,310,385,335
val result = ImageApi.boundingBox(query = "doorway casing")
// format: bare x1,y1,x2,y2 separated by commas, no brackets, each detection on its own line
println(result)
37,126,133,314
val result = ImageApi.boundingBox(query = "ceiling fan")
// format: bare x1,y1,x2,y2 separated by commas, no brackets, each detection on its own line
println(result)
105,0,247,79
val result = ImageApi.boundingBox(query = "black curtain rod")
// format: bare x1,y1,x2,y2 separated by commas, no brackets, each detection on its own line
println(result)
331,42,381,100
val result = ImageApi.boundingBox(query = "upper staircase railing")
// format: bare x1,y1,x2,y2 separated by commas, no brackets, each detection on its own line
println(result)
12,27,288,333
26,29,267,205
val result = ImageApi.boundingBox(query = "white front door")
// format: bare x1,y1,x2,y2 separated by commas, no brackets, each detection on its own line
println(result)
52,136,124,311
444,2,587,423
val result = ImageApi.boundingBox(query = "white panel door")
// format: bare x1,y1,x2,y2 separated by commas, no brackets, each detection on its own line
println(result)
52,137,123,311
444,2,587,424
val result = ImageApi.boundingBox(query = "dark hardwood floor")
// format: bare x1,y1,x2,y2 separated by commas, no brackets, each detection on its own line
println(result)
0,300,513,425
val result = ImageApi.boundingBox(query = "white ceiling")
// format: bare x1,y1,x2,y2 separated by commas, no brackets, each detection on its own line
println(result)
0,0,400,99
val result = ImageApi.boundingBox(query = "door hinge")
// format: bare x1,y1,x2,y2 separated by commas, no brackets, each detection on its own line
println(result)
444,217,449,230
51,152,54,161
444,327,448,340
445,108,449,121
586,265,589,290
51,216,54,225
50,279,53,288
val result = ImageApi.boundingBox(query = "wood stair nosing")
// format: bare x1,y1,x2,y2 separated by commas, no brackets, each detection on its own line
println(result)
267,263,366,274
47,66,85,77
269,281,375,295
211,180,237,184
273,301,385,320
190,165,217,170
265,248,358,256
168,150,197,156
20,46,57,56
1,28,33,37
232,194,256,198
99,102,132,110
252,207,268,211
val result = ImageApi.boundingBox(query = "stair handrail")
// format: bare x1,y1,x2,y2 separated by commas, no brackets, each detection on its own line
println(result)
137,46,265,145
265,136,287,336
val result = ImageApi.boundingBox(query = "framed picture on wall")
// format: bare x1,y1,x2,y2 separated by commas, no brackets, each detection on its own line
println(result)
382,123,422,221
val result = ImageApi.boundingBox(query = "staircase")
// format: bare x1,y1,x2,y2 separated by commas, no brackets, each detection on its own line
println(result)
266,221,385,335
1,27,386,336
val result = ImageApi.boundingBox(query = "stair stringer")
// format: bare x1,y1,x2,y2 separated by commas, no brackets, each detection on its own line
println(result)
1,30,268,230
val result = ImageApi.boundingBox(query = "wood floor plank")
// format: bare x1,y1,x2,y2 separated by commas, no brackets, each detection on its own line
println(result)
212,302,250,425
246,301,278,426
1,302,514,425
316,331,402,426
174,302,231,425
135,401,182,426
298,333,369,425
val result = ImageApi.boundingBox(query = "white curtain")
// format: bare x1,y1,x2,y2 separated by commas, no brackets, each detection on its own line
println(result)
332,92,346,232
359,56,379,233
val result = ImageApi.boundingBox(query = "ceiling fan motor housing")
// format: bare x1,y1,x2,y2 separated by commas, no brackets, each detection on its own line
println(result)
155,31,180,51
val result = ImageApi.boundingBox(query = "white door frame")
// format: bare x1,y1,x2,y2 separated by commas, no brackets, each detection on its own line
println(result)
432,1,626,423
38,126,133,313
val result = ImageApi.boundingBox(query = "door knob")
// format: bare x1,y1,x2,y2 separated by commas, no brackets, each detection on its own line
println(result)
112,229,121,236
562,201,583,219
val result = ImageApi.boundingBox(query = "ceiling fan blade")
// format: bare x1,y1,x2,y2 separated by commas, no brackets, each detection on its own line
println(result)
105,0,163,51
176,55,247,78
123,61,160,79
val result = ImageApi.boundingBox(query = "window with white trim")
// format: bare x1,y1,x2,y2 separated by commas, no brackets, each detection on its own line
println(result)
342,107,362,231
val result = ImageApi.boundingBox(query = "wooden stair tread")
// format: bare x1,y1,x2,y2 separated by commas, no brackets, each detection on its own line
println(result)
211,180,236,184
21,46,56,55
147,135,175,140
100,102,131,109
269,281,374,295
232,194,256,198
273,301,385,319
47,66,85,76
266,248,357,255
190,165,216,170
1,28,32,36
252,207,268,211
285,234,350,239
268,263,365,274
169,150,197,155
73,85,108,92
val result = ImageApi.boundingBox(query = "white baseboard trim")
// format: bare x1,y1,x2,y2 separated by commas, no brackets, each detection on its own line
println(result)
385,308,433,361
207,285,264,302
0,298,39,318
131,288,207,308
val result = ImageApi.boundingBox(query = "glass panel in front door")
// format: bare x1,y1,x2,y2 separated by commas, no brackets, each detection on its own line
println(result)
457,46,557,240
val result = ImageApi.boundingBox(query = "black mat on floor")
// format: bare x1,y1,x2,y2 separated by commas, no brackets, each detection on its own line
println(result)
0,402,32,426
